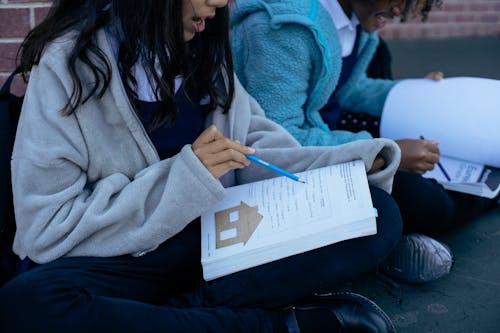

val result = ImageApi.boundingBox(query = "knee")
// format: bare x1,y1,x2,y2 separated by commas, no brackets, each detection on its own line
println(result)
393,172,456,233
0,271,48,331
370,186,403,253
0,269,80,332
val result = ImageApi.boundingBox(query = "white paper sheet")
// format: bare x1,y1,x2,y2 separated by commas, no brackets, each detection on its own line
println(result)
380,77,500,167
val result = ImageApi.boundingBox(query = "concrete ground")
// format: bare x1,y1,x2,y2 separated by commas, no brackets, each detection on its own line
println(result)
387,36,500,80
346,208,500,333
345,36,500,333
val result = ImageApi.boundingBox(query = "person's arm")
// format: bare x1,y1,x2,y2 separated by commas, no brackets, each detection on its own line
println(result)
231,14,371,147
336,71,395,118
12,58,226,264
225,80,401,194
395,138,440,173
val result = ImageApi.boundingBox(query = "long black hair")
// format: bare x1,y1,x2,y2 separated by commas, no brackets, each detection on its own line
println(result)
19,0,234,129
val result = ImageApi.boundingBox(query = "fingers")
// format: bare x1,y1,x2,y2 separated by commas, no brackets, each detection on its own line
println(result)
422,140,439,155
424,71,444,81
368,155,385,174
397,138,442,173
192,125,255,179
198,142,251,167
417,157,439,173
194,133,253,165
409,148,438,173
193,125,250,155
193,125,226,146
419,139,440,170
413,163,435,174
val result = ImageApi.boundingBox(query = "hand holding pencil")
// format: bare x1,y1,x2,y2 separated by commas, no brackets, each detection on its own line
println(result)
191,126,304,183
419,135,450,180
192,125,254,179
394,137,442,174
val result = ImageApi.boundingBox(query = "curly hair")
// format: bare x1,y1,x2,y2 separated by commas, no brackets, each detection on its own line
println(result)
400,0,443,22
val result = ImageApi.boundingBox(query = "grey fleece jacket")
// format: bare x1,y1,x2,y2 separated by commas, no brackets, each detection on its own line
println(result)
11,29,401,264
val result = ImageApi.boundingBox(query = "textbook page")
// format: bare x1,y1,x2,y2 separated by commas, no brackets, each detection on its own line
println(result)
423,156,500,198
201,160,376,281
380,77,500,167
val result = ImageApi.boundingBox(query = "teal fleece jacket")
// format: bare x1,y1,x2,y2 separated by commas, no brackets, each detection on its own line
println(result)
230,0,396,147
12,29,400,263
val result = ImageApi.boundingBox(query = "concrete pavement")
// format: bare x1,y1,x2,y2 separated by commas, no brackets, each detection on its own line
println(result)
387,36,500,80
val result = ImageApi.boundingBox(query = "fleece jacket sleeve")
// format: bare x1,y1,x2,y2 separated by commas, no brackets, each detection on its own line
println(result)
11,55,225,263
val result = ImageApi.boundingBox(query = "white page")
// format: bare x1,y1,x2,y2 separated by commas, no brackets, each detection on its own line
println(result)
423,156,484,183
380,77,500,167
201,160,374,261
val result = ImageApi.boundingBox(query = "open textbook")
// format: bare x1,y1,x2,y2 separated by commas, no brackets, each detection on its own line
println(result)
380,77,500,168
201,160,376,281
423,156,500,198
380,77,500,197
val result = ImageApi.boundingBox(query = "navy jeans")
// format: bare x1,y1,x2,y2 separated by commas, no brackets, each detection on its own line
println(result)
0,186,402,333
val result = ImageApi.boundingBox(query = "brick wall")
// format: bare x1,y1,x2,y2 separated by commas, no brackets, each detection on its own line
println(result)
380,0,500,39
0,0,51,94
1,0,500,93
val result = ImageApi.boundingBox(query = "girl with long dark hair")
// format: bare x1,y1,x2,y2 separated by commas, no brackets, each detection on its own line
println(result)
1,1,403,331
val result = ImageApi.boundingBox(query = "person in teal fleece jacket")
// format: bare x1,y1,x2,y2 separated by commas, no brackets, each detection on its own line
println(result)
231,0,390,147
231,0,500,284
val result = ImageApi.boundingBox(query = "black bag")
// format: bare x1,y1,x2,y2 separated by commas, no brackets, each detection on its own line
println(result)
0,67,23,287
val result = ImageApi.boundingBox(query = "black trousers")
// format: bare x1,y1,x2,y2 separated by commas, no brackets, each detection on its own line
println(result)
0,186,402,333
392,170,498,236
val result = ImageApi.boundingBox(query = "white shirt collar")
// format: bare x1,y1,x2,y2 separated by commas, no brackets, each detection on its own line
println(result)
319,0,360,57
105,26,182,102
320,0,358,31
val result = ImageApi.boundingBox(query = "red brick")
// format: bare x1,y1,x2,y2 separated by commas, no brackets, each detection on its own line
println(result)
0,8,30,38
1,0,499,42
479,14,500,23
35,7,51,25
469,3,492,11
454,14,476,22
426,13,450,24
0,42,22,72
442,3,466,12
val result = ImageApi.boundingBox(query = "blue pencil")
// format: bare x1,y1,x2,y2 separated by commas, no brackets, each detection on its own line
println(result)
435,160,451,181
245,155,306,183
419,135,451,181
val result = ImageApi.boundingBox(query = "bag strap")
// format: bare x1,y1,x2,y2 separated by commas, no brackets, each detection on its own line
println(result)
0,67,23,233
0,67,22,97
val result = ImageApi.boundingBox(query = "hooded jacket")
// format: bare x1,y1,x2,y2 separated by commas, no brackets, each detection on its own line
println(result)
231,0,396,146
